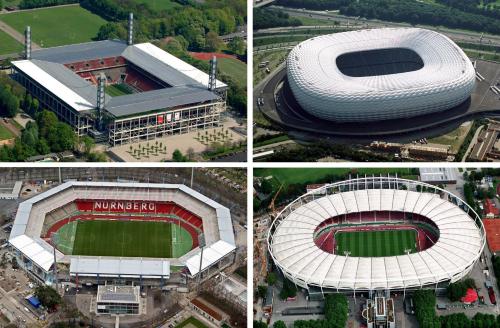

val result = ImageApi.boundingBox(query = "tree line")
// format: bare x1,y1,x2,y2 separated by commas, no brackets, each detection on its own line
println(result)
274,0,500,35
254,8,302,29
19,0,76,9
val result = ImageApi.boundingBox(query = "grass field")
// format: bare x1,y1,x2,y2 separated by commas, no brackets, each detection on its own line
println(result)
57,219,193,258
136,0,181,11
218,57,247,88
0,5,107,48
428,121,472,153
176,316,208,328
105,84,134,97
335,229,417,257
0,125,15,141
0,29,23,55
254,168,416,190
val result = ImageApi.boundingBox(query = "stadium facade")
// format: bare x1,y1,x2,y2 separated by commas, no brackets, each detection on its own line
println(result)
287,28,476,122
267,177,485,297
11,14,227,145
8,181,236,287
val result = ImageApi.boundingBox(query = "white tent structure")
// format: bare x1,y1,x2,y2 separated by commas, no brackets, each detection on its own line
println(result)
287,28,475,122
268,177,485,295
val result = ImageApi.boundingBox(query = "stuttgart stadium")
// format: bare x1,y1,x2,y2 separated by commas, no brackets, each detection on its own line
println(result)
286,28,475,122
10,14,227,146
8,181,236,287
267,177,485,296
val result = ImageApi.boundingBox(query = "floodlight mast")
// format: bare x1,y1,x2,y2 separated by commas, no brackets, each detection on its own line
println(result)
25,26,31,60
197,233,206,292
128,13,134,45
50,232,59,292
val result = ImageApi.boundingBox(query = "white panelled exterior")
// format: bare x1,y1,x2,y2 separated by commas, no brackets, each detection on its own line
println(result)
287,28,476,122
269,183,485,291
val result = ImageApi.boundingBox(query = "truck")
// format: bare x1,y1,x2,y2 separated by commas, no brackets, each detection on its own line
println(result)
489,287,496,305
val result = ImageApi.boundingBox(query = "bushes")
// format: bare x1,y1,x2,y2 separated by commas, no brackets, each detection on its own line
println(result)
254,8,302,29
279,278,297,300
19,0,76,9
324,294,348,328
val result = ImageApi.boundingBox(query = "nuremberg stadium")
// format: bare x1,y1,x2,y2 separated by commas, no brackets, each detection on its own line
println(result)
267,177,485,298
10,13,227,146
9,181,236,288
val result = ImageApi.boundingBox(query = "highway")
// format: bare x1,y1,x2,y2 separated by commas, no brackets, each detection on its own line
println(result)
258,6,500,47
254,0,276,8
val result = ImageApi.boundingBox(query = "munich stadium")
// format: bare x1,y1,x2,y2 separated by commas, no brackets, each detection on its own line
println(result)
286,28,476,122
267,177,485,297
8,181,236,287
10,14,227,146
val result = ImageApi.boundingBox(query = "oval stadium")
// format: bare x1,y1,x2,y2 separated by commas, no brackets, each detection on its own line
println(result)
286,28,476,122
267,177,485,296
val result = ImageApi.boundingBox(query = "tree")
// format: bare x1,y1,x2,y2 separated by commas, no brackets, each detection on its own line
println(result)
34,285,62,310
257,285,267,299
266,272,277,285
254,321,268,328
324,293,348,328
81,135,95,155
36,110,58,139
228,36,245,55
205,31,223,52
260,179,273,195
172,149,187,162
273,321,287,328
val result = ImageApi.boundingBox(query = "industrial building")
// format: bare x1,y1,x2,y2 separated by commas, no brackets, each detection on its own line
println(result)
10,14,227,146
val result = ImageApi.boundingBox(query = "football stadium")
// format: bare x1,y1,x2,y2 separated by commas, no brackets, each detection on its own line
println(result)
10,14,227,145
286,28,476,122
8,181,236,287
267,177,485,297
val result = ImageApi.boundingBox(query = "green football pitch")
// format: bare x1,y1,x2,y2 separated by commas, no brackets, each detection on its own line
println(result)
0,5,106,48
335,229,417,257
56,219,193,258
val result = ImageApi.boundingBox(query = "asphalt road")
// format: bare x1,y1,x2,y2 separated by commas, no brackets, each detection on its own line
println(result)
270,7,500,47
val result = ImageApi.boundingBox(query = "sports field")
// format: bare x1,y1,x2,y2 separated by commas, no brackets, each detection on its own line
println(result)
176,316,208,328
56,219,193,258
218,57,247,88
105,84,134,96
0,29,23,55
0,5,107,47
335,229,417,257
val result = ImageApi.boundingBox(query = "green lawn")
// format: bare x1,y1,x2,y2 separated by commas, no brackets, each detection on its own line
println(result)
218,57,247,88
105,84,133,97
136,0,182,11
335,229,417,257
0,125,14,140
176,316,209,328
0,5,107,48
254,168,415,187
58,220,193,258
0,29,23,55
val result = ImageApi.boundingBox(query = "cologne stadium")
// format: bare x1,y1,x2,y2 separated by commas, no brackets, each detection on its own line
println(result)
286,28,476,122
10,14,227,146
267,177,485,296
8,181,236,287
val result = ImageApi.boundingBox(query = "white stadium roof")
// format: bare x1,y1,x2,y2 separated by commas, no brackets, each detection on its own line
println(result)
10,181,235,278
70,257,170,278
287,28,476,122
268,179,485,291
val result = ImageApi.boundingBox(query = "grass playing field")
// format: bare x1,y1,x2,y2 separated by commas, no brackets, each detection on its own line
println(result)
0,29,23,55
136,0,182,11
105,84,134,97
56,219,193,258
218,57,247,88
0,5,107,48
335,229,417,257
254,168,417,194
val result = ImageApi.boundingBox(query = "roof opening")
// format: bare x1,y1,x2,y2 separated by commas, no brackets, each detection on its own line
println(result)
336,48,424,77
